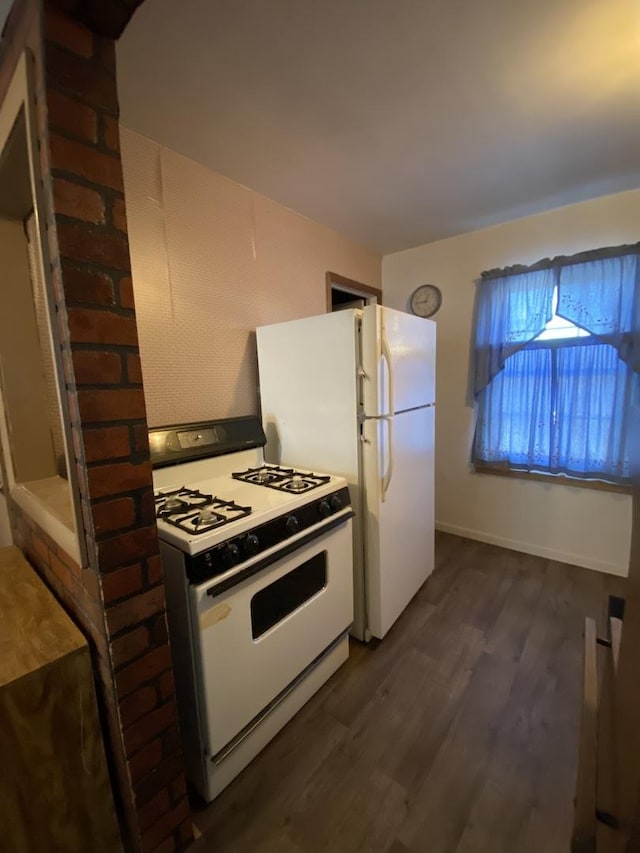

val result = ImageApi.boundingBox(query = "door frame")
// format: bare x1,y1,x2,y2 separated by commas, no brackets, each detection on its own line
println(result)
326,271,382,311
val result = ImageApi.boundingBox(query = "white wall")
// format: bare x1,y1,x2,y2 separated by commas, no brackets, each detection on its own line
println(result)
383,189,640,577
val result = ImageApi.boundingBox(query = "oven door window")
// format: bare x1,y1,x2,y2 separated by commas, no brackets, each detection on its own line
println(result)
251,551,327,640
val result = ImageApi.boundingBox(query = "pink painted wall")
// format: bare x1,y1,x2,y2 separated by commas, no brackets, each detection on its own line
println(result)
121,128,381,427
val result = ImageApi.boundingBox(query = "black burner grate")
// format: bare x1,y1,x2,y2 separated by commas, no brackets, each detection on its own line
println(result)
232,465,331,494
155,487,252,534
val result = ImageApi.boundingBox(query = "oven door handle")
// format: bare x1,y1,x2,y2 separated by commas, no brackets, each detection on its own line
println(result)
205,510,355,598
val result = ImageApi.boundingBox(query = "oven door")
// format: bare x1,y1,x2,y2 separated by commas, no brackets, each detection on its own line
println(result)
190,516,353,756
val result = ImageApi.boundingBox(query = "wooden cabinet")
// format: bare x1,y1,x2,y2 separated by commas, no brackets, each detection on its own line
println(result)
0,546,122,852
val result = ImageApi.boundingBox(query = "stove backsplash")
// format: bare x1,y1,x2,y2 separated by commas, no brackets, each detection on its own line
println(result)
120,128,381,428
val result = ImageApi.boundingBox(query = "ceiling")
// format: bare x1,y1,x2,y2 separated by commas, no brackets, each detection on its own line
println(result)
3,1,639,253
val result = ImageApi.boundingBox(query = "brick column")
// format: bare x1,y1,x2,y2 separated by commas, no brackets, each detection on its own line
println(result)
1,2,193,851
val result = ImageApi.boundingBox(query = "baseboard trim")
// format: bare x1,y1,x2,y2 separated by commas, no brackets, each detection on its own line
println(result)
435,521,629,578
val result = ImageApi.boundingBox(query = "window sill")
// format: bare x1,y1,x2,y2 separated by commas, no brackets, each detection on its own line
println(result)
12,478,83,565
473,463,632,495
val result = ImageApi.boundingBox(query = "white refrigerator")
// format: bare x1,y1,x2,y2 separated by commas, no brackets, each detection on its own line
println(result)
256,305,436,641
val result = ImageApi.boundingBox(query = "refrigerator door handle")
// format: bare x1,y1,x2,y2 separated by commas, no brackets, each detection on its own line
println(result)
380,416,394,502
380,325,394,416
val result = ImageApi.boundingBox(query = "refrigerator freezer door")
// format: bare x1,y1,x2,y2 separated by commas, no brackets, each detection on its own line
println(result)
361,305,436,417
361,405,435,639
257,311,360,479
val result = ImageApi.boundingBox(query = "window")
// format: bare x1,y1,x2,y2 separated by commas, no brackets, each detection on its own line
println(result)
0,53,86,564
471,246,640,486
535,287,588,341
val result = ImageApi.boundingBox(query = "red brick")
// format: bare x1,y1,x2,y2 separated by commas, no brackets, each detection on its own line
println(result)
178,819,193,845
137,787,170,833
158,670,174,703
55,541,82,572
68,307,138,346
103,114,119,152
50,132,124,192
53,177,105,224
170,774,186,804
120,684,158,729
102,562,143,603
46,44,119,114
116,645,172,696
62,262,115,305
133,423,149,455
113,196,127,232
161,724,181,759
99,526,158,571
133,755,185,808
48,550,73,592
45,7,94,58
150,620,168,655
98,38,116,76
107,585,166,635
141,799,190,853
72,349,122,385
47,88,97,143
149,836,176,853
129,738,162,783
87,460,152,499
31,534,50,565
146,554,163,586
82,567,102,604
125,353,143,384
78,387,146,422
57,221,130,269
93,496,137,535
119,276,135,309
83,426,130,463
111,625,150,668
125,701,177,757
141,490,156,526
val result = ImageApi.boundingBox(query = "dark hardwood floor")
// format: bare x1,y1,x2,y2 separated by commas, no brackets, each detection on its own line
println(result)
190,533,626,853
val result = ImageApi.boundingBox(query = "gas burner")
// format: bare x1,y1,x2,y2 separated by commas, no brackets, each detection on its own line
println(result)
193,507,226,529
232,465,331,494
164,496,185,511
155,489,252,534
155,487,212,519
248,467,280,485
285,474,308,492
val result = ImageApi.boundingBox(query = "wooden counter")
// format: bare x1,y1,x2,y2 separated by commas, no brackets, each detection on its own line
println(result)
0,546,123,852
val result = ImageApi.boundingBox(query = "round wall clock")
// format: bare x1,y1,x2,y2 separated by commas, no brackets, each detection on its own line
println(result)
409,284,442,318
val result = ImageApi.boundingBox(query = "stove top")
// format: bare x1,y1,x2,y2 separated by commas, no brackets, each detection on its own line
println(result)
232,465,331,494
149,417,352,562
155,487,252,535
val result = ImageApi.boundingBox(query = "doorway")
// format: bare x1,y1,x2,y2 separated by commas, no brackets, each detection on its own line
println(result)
326,272,382,312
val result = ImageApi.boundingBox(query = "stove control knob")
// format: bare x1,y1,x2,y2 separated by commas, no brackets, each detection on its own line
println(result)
285,515,299,535
330,494,343,512
224,542,241,566
318,499,331,518
244,534,260,556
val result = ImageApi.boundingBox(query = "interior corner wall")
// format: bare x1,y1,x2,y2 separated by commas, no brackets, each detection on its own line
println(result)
382,189,640,577
119,127,382,428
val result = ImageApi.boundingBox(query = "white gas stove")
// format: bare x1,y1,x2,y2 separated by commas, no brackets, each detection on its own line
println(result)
150,416,354,801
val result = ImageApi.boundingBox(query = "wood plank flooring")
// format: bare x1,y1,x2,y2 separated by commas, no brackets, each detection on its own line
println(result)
190,533,626,853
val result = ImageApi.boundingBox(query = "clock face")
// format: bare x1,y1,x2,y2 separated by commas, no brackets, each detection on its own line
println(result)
409,284,442,318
